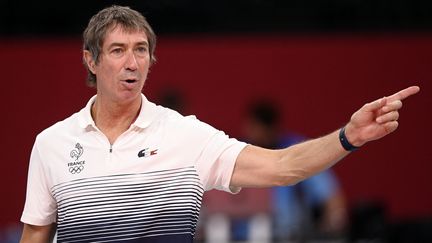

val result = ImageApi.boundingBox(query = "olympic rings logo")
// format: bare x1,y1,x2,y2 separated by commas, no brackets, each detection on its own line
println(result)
69,165,84,174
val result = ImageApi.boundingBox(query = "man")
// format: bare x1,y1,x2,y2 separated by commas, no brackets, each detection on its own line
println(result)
20,5,419,243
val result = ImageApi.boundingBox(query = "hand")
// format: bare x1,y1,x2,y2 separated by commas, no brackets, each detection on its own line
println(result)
345,86,420,147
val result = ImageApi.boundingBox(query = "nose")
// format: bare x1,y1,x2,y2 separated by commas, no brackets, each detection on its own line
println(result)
124,51,138,71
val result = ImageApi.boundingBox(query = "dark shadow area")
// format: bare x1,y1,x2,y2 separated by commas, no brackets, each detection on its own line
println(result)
1,0,432,36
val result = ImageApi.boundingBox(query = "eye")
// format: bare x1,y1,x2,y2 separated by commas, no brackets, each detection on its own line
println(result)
111,48,124,56
135,46,148,55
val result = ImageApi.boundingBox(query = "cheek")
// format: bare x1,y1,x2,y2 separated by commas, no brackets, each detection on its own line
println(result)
94,68,115,89
140,56,150,67
98,62,120,77
139,59,151,73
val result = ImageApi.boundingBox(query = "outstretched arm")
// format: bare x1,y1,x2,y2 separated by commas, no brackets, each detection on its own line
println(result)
230,86,420,188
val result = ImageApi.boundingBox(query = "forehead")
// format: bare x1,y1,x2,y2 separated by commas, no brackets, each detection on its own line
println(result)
102,25,148,47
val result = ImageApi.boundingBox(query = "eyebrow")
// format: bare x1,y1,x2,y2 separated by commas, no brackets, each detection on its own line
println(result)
107,41,149,49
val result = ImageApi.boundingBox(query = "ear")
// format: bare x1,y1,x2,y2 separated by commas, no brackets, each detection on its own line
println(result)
83,50,96,74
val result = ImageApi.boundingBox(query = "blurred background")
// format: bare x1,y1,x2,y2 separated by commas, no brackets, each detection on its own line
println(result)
1,0,431,242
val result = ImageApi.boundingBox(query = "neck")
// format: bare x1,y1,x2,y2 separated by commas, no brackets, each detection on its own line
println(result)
91,94,141,144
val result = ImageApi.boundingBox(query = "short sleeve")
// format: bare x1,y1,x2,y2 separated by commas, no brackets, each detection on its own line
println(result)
21,137,57,226
189,119,247,193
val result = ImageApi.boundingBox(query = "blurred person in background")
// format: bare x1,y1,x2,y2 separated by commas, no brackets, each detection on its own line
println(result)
157,87,187,115
243,100,348,241
19,4,419,243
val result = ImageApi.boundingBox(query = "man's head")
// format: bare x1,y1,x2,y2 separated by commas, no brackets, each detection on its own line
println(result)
82,5,156,86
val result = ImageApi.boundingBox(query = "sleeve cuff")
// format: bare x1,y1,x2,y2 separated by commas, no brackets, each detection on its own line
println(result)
222,141,248,194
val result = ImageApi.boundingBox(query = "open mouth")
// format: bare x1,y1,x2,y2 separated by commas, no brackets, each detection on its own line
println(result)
124,79,137,83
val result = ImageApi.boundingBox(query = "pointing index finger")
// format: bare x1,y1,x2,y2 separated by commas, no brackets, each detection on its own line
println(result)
387,86,420,103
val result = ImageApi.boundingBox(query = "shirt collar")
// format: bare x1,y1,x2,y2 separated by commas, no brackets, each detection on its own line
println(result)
77,95,97,129
77,93,157,130
133,94,158,129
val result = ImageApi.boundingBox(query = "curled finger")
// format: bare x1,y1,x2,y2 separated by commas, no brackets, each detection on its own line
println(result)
383,121,399,134
381,100,403,113
376,111,400,124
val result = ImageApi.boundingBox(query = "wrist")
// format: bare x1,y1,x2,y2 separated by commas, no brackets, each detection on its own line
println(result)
339,126,360,152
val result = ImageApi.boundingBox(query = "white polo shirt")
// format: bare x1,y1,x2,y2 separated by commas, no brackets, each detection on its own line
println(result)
21,94,247,243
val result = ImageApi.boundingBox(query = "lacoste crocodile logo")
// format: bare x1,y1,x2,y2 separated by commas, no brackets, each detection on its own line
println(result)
138,148,158,158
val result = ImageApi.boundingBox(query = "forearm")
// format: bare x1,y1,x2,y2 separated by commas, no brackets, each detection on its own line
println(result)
231,128,351,188
275,129,350,186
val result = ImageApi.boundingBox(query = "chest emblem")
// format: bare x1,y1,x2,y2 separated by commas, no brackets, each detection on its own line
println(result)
138,148,158,158
70,143,83,161
68,143,85,174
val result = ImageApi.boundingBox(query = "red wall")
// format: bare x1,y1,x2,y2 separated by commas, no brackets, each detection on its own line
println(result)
1,33,431,227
